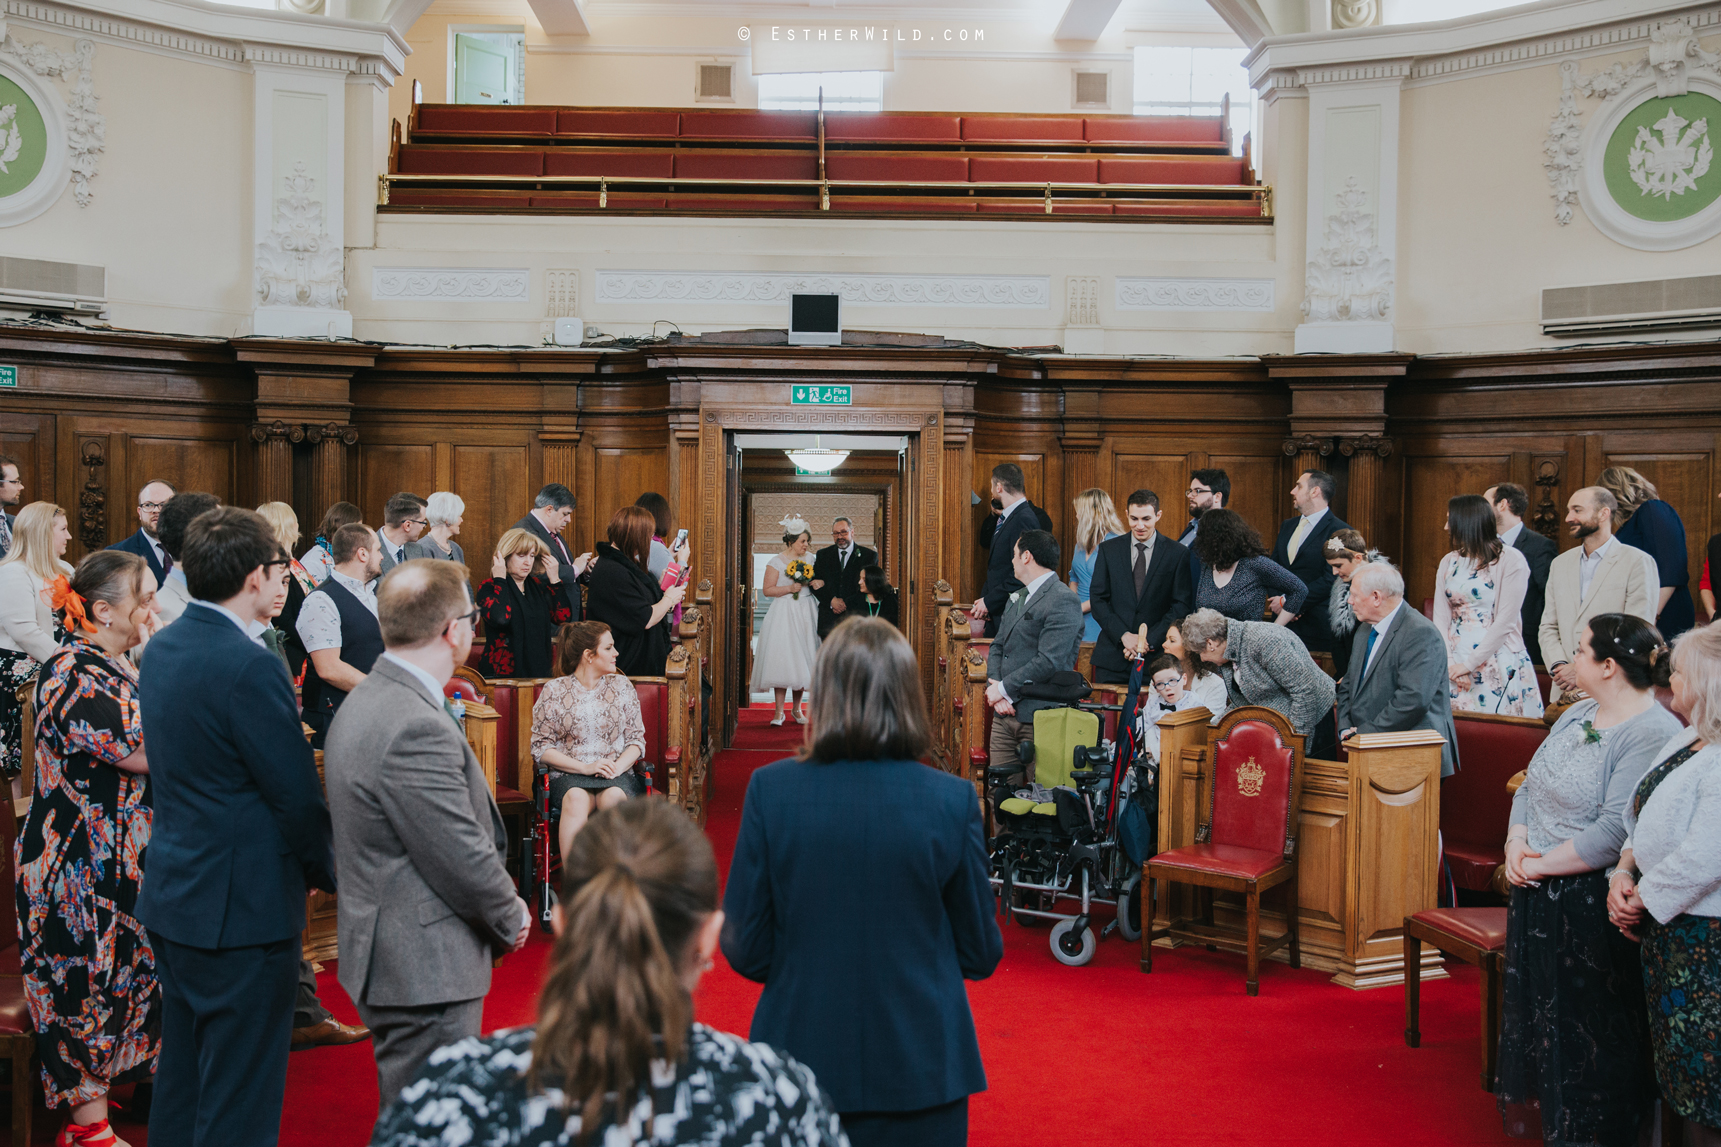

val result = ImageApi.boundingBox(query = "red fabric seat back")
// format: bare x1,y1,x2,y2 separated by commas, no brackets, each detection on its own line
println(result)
0,785,17,955
960,116,1085,143
543,149,675,178
487,684,520,786
631,677,670,792
1209,720,1296,856
1097,156,1247,185
673,150,818,180
1084,116,1224,143
823,153,970,182
445,679,482,702
969,155,1098,183
556,110,680,138
397,146,544,176
824,114,963,143
416,106,557,135
1444,714,1547,889
678,111,817,140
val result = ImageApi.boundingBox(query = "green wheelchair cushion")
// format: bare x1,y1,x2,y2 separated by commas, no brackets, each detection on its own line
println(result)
1030,802,1058,816
999,797,1036,816
1031,707,1102,790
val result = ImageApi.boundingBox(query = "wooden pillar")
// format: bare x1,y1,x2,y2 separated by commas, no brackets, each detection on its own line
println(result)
1339,434,1393,546
251,419,302,506
1283,434,1334,482
540,428,581,548
668,414,702,587
307,422,358,524
232,338,376,527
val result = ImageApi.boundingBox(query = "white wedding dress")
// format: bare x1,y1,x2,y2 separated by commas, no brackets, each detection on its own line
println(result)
750,552,820,692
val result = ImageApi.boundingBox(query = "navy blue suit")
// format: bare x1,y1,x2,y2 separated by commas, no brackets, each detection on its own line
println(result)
721,756,1002,1118
138,603,335,1147
979,499,1046,638
108,527,167,585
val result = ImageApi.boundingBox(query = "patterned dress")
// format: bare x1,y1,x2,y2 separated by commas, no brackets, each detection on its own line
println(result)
14,635,160,1107
476,574,575,679
532,672,649,803
1436,549,1542,717
372,1023,849,1147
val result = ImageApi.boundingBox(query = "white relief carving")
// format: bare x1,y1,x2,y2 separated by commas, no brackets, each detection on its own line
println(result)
1543,19,1721,225
371,267,530,301
1301,178,1391,323
594,271,1049,309
1629,108,1713,199
256,163,345,310
1065,276,1100,325
1331,0,1379,31
546,269,578,317
1116,277,1275,312
0,34,103,206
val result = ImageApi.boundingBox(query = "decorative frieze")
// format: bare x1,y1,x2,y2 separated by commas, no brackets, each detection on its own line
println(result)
371,267,530,301
1116,277,1275,312
595,270,1050,309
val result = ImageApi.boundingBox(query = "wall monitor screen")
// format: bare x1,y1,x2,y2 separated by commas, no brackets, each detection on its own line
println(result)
789,293,841,345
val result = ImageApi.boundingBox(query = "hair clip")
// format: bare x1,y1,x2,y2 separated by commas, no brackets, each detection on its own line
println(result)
779,514,810,535
48,575,97,635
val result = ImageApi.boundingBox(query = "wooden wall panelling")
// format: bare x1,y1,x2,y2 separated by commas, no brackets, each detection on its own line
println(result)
0,413,54,521
588,442,670,550
1399,450,1513,611
455,443,531,577
357,443,437,527
972,449,1050,584
943,428,974,601
129,431,242,510
1602,431,1718,614
1204,447,1293,546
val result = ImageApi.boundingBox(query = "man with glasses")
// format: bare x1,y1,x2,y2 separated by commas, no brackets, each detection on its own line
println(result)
297,522,385,747
0,453,22,558
325,559,528,1111
376,491,429,574
108,478,177,584
1179,468,1230,588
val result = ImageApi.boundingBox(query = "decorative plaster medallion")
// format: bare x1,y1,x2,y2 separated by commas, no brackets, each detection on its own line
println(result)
1301,178,1392,323
256,163,345,310
1331,0,1379,31
1115,277,1274,312
371,267,530,301
0,34,102,225
594,270,1049,308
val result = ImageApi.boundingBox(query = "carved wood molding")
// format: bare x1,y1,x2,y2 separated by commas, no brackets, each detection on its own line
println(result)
1282,435,1334,458
1532,457,1563,541
1337,434,1393,458
709,409,937,429
304,422,359,446
77,437,105,551
249,419,308,444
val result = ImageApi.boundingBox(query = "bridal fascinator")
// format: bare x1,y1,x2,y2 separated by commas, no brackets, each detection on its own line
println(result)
779,514,811,536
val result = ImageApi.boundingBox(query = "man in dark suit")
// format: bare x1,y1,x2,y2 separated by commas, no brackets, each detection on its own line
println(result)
1486,482,1557,666
1337,562,1459,777
514,482,590,609
970,463,1050,639
1271,469,1351,654
984,529,1084,767
812,515,877,637
107,477,176,584
327,560,528,1109
0,453,21,558
1089,489,1194,684
137,506,336,1147
979,496,1053,550
1179,467,1229,588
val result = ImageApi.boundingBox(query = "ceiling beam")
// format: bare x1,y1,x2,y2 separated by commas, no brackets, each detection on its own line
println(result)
1204,0,1276,45
1053,0,1125,41
525,0,589,36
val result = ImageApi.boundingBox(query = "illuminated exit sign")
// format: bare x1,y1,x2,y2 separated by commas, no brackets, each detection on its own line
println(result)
791,384,851,405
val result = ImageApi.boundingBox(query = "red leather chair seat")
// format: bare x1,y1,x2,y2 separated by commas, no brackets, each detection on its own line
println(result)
1445,714,1548,891
0,979,28,1035
1408,907,1508,952
388,191,536,209
960,116,1085,143
969,155,1098,183
1111,201,1262,217
1444,844,1505,891
829,198,978,214
494,783,529,809
544,149,675,178
1084,116,1224,144
824,153,970,182
1151,843,1287,881
396,146,545,176
416,106,557,135
1098,156,1248,185
527,195,668,210
678,111,817,140
825,114,962,143
556,109,680,137
673,151,818,180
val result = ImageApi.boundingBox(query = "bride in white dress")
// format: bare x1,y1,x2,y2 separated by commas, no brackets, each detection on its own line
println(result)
750,516,822,725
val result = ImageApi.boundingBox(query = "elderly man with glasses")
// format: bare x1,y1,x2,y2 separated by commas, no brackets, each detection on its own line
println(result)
107,478,178,583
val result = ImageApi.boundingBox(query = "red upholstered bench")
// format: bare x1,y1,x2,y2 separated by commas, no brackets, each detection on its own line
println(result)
829,197,978,214
396,146,545,176
1111,201,1264,218
665,195,821,213
678,110,817,141
415,105,558,137
969,155,1099,183
673,150,819,181
960,115,1086,145
824,152,970,182
1084,115,1226,145
388,190,536,210
824,113,963,144
555,109,681,138
527,194,669,211
544,148,675,178
1445,713,1548,891
977,200,1113,215
1098,156,1249,185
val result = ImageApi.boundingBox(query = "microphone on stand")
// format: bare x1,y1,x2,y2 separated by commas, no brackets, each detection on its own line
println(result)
1495,664,1518,714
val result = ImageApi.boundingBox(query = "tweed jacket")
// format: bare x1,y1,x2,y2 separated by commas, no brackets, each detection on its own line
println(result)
325,656,519,1008
985,575,1084,721
1337,602,1460,777
1223,618,1336,738
1537,538,1657,699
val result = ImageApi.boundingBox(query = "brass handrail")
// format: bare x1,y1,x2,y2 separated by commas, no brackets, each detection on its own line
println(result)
381,171,1270,197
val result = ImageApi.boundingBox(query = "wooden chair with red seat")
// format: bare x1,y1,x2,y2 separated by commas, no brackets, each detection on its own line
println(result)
1402,907,1509,1091
2,681,37,1146
448,666,533,885
1141,706,1305,996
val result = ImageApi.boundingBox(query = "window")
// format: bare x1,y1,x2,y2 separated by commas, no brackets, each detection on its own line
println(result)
757,71,883,112
1133,46,1253,157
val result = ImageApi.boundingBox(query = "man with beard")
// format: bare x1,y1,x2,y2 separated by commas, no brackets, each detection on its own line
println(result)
1537,485,1658,702
1178,468,1229,587
108,478,177,584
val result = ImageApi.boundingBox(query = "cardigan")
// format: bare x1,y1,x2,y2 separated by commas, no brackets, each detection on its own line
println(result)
1623,732,1721,922
0,560,70,661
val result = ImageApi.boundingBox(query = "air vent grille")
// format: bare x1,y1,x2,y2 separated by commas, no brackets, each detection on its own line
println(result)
1542,274,1721,337
698,63,733,101
0,255,106,315
1073,70,1110,108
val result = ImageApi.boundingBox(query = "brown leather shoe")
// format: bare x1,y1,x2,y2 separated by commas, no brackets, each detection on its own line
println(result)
290,1017,371,1049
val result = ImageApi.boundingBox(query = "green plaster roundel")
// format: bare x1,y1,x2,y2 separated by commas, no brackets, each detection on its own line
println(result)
1603,91,1721,223
0,75,47,200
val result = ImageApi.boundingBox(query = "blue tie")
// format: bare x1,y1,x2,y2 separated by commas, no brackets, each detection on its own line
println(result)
1364,627,1378,672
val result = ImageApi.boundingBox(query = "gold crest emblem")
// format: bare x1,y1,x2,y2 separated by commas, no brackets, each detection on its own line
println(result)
1236,758,1266,797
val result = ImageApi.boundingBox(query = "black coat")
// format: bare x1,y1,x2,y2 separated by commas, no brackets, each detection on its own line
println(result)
811,543,877,637
108,528,167,585
979,500,1047,638
1088,532,1194,674
512,513,583,612
865,589,900,629
1510,526,1557,665
584,542,671,677
1270,510,1351,653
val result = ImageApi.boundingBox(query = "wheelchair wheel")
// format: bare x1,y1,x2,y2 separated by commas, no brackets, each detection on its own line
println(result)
1116,874,1143,943
1050,919,1097,967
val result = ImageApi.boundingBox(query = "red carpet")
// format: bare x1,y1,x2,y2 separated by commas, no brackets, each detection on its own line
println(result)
23,707,1513,1145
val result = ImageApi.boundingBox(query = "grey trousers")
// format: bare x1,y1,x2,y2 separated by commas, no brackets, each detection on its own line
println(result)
356,996,485,1112
294,958,332,1028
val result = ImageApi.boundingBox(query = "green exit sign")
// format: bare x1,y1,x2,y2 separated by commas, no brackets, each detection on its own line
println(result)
0,366,14,387
791,384,851,406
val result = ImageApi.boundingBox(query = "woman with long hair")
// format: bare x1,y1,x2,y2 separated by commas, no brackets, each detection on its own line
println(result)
16,549,161,1147
748,515,820,726
1497,614,1682,1145
475,527,575,678
372,799,847,1146
300,500,361,584
861,564,899,628
586,505,687,679
0,500,73,786
1191,508,1306,625
1609,622,1721,1146
1322,529,1391,680
1600,465,1696,641
1433,494,1542,716
256,501,316,680
724,618,1002,1147
1068,488,1125,641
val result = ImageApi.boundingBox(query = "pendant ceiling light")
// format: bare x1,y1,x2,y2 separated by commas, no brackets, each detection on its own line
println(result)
784,435,850,474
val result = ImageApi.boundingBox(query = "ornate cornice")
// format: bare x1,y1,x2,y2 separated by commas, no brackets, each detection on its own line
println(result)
1337,433,1393,458
1282,434,1334,458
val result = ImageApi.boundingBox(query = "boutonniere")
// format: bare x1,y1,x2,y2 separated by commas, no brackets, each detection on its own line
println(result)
1008,591,1023,604
1581,720,1602,745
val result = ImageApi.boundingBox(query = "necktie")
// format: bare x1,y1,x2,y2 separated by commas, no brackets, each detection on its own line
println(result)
1364,627,1379,674
840,547,849,569
1287,517,1313,563
161,550,173,577
1133,541,1148,598
1,512,12,555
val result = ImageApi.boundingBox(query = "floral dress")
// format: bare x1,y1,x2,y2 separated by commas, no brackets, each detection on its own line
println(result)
1435,549,1542,717
476,574,575,678
14,635,159,1107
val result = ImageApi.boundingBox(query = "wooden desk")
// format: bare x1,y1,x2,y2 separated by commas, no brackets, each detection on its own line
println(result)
1153,715,1447,989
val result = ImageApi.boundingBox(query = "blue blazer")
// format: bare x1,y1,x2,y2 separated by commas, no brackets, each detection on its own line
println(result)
108,528,167,586
721,756,1002,1114
137,603,336,948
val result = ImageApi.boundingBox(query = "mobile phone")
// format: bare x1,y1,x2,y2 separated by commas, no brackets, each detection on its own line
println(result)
672,528,689,550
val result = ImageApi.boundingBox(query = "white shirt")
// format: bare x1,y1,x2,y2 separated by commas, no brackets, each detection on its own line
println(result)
143,531,166,568
1019,568,1056,606
381,651,445,701
1500,521,1524,548
379,529,408,565
1129,532,1156,569
1297,506,1328,533
296,569,379,653
190,599,266,647
997,497,1026,524
1578,535,1617,600
1362,600,1404,679
301,544,335,585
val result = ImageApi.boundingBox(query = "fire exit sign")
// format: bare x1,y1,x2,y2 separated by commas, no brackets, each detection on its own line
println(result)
791,384,850,405
0,366,15,387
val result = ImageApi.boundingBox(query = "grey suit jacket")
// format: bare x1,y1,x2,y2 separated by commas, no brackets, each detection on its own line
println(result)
1337,603,1459,777
377,531,413,575
326,656,520,1009
985,575,1084,720
1224,618,1336,738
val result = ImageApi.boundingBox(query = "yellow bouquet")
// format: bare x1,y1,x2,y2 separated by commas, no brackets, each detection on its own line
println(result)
786,558,816,600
